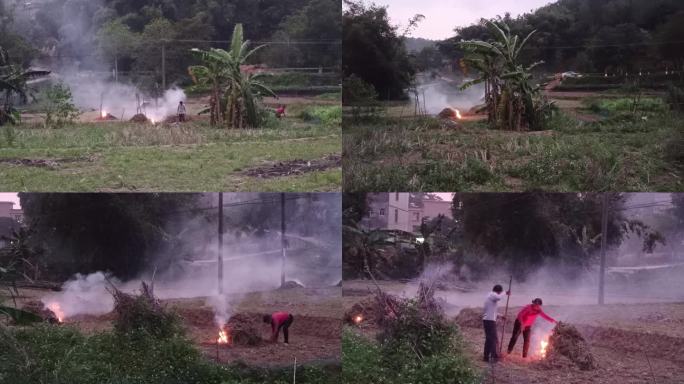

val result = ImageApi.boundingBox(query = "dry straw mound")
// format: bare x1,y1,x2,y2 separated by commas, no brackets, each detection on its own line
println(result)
547,322,596,370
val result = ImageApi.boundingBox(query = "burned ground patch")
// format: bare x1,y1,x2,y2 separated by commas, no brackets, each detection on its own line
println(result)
0,156,97,169
241,154,341,178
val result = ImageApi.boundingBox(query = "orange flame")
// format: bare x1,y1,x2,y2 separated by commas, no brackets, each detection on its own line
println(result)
455,109,462,119
353,315,363,324
540,339,548,358
46,302,64,323
101,110,107,118
218,328,230,344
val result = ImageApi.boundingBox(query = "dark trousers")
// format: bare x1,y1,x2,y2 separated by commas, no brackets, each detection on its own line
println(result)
483,320,499,361
178,114,186,122
276,314,294,343
507,319,531,357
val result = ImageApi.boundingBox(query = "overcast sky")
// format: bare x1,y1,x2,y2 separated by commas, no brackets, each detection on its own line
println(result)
0,193,20,209
380,0,554,40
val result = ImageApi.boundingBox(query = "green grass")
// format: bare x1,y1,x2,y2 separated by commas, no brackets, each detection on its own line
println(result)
0,325,340,384
343,112,683,192
0,112,341,191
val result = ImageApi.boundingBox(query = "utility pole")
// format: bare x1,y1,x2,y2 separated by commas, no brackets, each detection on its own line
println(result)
218,193,224,294
161,41,167,90
598,193,609,305
280,193,287,287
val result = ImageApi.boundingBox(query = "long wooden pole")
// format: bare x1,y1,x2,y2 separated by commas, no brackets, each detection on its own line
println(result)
218,193,224,295
280,193,286,287
499,275,513,355
599,194,608,305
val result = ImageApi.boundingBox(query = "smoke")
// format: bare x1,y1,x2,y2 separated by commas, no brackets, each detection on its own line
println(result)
60,73,187,121
39,193,342,323
411,74,486,114
41,272,116,319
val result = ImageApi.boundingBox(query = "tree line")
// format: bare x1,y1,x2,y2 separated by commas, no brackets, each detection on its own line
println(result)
0,0,341,89
343,193,680,280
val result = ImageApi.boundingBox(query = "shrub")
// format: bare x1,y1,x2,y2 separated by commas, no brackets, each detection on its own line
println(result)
43,83,80,129
112,282,184,339
299,105,342,126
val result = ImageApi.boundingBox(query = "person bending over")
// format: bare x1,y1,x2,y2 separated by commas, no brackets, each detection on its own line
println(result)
263,311,294,344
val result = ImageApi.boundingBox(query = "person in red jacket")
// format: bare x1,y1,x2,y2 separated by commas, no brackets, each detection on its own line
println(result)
275,105,286,118
263,311,294,344
507,298,556,357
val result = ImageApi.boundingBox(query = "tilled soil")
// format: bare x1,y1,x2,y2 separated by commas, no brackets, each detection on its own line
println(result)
181,308,341,367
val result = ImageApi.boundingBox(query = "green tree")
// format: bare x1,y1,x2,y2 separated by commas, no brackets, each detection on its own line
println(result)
97,20,139,82
343,0,415,100
0,47,49,126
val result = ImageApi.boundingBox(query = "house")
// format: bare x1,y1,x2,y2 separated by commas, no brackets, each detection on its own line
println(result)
0,201,23,223
361,193,454,233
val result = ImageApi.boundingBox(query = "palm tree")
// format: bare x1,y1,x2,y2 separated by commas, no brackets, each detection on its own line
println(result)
459,21,545,130
0,46,50,125
190,24,276,128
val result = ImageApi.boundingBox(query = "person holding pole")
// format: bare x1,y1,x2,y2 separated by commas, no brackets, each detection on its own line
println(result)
482,284,510,362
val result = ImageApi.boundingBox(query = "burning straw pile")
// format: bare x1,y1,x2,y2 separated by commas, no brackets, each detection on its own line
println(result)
545,322,596,370
110,282,183,338
224,313,263,346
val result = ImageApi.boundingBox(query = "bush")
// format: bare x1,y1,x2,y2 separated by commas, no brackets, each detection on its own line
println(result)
43,83,80,129
341,286,479,384
112,282,184,339
299,105,342,126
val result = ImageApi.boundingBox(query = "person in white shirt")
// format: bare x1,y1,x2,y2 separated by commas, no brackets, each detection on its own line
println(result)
177,101,187,122
482,284,510,362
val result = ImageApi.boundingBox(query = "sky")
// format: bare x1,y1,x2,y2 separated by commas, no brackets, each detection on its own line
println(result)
380,0,554,40
0,193,20,209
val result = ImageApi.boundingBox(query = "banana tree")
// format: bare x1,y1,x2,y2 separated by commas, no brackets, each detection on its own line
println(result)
459,21,545,130
0,46,50,125
190,24,277,128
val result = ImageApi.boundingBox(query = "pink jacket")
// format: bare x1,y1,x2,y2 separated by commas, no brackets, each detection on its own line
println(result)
516,304,555,327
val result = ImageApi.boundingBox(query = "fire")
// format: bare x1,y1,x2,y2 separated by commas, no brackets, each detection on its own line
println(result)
217,328,230,344
46,302,65,323
455,109,462,119
540,339,548,358
101,110,107,118
353,315,363,324
150,118,156,124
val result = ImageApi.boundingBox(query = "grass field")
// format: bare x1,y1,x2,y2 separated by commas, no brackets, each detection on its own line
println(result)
343,101,683,192
0,103,341,192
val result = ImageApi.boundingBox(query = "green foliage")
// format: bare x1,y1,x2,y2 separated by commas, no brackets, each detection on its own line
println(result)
0,46,50,126
190,24,277,128
2,125,16,147
341,297,479,384
459,21,548,131
585,97,668,115
0,324,339,384
43,84,80,129
343,1,415,100
112,283,184,339
666,84,684,112
298,105,341,126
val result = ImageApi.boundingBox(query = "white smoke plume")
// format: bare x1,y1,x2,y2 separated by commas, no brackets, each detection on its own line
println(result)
60,73,186,121
41,272,116,320
411,74,486,114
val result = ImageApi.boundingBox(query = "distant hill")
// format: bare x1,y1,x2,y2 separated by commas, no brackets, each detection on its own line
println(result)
404,37,437,53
